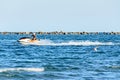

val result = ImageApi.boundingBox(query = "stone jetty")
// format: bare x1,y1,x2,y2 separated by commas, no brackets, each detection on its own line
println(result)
0,31,120,35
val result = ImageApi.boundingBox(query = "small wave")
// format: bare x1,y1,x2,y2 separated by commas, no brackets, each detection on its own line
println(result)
0,68,44,72
108,66,120,69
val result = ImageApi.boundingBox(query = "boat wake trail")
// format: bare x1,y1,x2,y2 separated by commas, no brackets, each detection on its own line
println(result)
21,39,119,46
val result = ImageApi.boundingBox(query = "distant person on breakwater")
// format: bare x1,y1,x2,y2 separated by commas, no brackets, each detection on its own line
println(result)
32,33,37,40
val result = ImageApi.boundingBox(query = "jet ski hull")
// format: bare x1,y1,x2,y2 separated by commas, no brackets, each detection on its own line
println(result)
18,37,39,44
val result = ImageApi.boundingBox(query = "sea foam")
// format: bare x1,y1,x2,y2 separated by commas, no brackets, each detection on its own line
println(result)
0,68,44,72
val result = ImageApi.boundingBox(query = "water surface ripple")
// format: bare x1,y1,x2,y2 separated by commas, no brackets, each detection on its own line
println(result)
0,34,120,80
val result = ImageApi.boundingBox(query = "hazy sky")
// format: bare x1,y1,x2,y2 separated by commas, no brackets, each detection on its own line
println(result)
0,0,120,32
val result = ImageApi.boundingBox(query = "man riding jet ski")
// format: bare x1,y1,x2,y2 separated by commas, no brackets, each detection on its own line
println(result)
18,33,39,43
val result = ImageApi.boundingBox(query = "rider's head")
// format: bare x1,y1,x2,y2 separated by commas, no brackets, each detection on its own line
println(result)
33,33,36,35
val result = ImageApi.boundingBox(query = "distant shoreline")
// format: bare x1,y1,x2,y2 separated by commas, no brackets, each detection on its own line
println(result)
0,32,120,35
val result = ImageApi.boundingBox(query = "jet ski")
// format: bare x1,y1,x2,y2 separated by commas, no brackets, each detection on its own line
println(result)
18,33,40,45
18,37,39,44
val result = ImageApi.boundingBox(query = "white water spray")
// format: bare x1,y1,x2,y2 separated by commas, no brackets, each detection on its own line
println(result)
20,39,116,46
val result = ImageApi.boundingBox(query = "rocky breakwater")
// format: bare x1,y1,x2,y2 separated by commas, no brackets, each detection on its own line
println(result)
0,31,120,35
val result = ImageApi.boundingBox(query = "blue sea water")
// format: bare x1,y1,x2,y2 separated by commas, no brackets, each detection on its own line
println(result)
0,34,120,80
